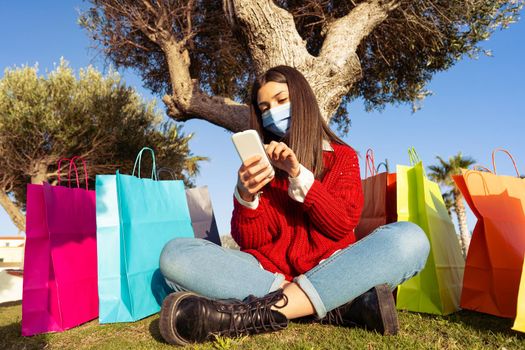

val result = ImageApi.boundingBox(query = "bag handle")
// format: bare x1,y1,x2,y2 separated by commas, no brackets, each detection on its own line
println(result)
68,156,89,190
465,169,491,195
408,147,421,166
56,157,89,190
156,167,177,180
472,165,493,173
132,147,157,180
492,148,520,177
376,159,390,173
365,149,377,178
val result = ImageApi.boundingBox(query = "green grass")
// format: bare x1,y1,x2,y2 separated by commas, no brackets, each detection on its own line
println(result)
1,301,524,350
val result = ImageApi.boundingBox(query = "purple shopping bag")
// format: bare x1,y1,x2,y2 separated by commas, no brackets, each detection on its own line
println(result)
22,157,98,336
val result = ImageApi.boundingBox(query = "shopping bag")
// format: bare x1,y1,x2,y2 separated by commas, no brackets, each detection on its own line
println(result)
453,148,525,318
185,187,221,245
157,167,221,245
512,258,525,332
22,157,98,336
355,149,397,240
396,148,465,315
96,148,194,323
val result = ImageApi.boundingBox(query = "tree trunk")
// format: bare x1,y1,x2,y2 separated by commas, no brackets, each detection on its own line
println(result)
454,192,470,258
0,160,49,233
30,160,49,185
221,0,396,125
0,191,25,232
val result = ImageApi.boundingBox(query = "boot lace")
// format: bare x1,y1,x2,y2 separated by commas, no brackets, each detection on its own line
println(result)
323,307,345,325
216,290,289,337
321,301,359,327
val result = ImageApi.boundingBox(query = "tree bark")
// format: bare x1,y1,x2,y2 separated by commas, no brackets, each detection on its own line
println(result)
0,191,25,232
454,192,470,258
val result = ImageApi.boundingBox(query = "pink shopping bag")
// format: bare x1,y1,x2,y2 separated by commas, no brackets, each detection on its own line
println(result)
22,157,98,336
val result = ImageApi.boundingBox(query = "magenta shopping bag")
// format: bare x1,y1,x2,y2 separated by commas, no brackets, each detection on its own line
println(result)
22,157,98,336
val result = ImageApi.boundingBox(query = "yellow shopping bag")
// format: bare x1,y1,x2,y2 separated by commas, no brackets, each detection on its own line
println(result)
396,148,465,315
512,257,525,332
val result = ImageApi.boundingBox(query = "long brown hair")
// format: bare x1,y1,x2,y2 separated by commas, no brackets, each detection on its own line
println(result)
250,65,348,179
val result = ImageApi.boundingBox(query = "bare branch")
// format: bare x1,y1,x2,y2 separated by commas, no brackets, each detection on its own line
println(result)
320,0,399,68
0,191,25,232
163,91,249,132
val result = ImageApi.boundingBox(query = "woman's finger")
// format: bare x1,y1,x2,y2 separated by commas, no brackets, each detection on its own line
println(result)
241,154,263,170
239,157,268,184
253,165,274,184
270,142,287,161
280,148,292,161
245,159,270,177
254,179,272,192
252,172,274,192
243,161,270,181
246,166,274,189
265,141,279,159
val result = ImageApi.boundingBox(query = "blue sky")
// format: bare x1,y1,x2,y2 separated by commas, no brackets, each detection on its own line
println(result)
0,1,524,236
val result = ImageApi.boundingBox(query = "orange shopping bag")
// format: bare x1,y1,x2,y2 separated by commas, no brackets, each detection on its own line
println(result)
355,149,397,240
453,149,525,318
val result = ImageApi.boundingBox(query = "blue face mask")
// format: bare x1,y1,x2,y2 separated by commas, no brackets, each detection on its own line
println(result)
261,102,291,137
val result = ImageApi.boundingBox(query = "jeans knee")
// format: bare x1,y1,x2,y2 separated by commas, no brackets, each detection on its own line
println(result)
386,221,430,268
159,237,202,283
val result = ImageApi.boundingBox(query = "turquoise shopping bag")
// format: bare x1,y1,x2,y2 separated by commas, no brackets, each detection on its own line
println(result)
96,148,194,323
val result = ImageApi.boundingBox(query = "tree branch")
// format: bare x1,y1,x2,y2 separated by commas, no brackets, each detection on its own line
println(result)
319,0,399,69
162,90,249,132
0,191,25,232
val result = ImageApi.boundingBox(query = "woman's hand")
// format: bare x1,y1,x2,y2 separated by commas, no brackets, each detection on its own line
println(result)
264,141,300,178
237,155,275,202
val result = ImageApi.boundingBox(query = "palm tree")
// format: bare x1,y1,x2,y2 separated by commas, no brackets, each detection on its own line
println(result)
441,191,454,218
428,152,476,258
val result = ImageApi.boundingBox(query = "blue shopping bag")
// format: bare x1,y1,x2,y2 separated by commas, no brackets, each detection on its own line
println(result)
96,148,194,323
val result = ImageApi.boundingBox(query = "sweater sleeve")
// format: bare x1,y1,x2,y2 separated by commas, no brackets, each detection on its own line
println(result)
230,193,273,249
302,147,364,242
287,164,315,202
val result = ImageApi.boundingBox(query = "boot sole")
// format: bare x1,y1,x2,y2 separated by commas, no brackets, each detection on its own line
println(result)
375,284,399,335
159,291,199,346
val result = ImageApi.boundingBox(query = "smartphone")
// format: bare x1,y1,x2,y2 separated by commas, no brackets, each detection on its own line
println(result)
232,129,275,177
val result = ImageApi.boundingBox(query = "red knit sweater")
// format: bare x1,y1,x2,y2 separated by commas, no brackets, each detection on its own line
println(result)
230,142,364,281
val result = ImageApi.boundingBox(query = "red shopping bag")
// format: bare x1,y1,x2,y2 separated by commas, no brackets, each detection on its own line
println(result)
22,157,98,336
355,149,397,240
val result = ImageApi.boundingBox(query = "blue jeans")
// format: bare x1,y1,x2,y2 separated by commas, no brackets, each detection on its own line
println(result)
159,221,430,318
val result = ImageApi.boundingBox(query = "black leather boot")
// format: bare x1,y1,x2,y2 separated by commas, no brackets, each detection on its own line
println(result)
159,289,289,346
296,284,399,335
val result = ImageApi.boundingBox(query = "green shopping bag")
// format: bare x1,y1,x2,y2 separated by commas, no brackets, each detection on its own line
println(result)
96,148,194,323
395,148,465,315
